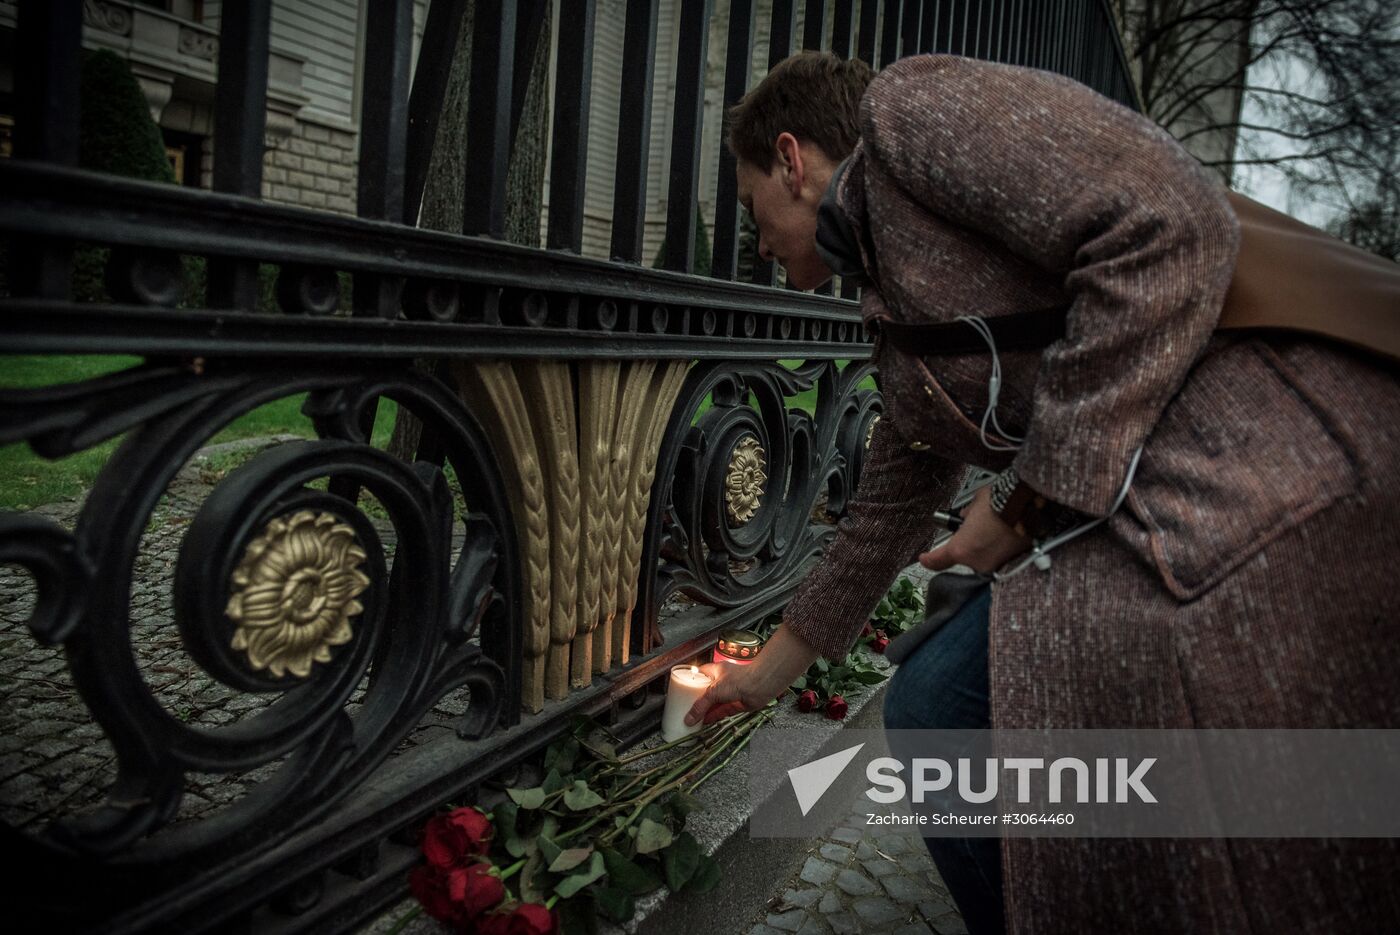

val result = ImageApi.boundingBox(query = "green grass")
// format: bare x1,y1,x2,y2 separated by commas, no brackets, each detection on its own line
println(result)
1,356,872,511
1,355,396,510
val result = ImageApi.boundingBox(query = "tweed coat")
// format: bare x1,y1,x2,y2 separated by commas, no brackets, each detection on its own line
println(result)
781,55,1400,932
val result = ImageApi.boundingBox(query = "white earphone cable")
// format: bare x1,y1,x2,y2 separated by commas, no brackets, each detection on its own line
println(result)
957,315,1023,452
994,445,1146,580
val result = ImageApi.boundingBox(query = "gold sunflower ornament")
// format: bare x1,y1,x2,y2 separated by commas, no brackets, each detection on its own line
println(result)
225,510,371,679
725,436,767,526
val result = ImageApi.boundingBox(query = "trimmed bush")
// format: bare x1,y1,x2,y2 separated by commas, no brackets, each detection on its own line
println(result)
652,210,713,274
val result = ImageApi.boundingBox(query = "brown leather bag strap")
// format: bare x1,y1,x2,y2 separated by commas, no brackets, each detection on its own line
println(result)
873,307,1068,355
1219,192,1400,363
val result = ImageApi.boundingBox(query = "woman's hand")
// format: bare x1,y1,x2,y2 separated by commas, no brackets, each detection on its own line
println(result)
684,623,823,726
919,484,1031,574
683,660,778,727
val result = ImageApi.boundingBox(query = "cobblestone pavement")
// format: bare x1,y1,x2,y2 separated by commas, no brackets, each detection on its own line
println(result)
746,797,967,935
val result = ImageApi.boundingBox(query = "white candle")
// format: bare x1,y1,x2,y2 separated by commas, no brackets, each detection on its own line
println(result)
661,664,713,742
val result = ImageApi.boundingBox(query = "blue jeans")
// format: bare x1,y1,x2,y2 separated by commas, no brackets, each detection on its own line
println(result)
882,584,1005,935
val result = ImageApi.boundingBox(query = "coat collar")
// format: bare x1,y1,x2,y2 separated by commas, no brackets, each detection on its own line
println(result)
828,143,881,290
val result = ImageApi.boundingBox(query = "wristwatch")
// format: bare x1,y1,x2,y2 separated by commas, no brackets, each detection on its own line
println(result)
988,467,1080,540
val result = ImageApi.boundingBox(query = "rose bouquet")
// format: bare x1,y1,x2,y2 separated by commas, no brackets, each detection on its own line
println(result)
399,706,774,933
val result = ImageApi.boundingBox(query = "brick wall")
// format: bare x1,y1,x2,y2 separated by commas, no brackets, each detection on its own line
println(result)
262,120,358,215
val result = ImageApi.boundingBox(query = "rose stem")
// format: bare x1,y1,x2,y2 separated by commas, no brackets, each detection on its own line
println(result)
384,906,421,935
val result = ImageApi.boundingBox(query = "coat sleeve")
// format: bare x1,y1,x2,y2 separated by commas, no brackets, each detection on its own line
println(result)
783,410,962,662
859,55,1241,517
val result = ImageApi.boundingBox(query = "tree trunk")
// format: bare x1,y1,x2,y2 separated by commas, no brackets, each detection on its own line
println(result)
387,4,552,461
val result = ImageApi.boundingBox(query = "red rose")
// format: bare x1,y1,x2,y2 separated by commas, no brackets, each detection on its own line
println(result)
409,865,464,926
871,632,890,654
423,806,494,867
796,689,819,712
825,694,848,720
446,862,506,919
479,903,560,935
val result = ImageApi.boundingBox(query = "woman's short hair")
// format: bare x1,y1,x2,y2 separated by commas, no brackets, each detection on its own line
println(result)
725,51,875,171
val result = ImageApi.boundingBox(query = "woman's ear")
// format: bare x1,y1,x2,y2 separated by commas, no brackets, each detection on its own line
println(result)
774,131,805,195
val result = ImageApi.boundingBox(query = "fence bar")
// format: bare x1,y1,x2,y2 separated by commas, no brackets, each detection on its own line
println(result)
662,0,713,273
1090,4,1104,90
803,0,829,49
832,0,856,57
901,0,921,58
1068,0,1081,81
546,0,597,252
712,0,756,279
750,0,795,285
610,0,661,262
920,0,937,52
857,0,880,64
994,0,1008,61
1083,0,1094,81
968,0,980,58
880,0,902,66
211,0,271,196
11,0,80,299
809,0,835,297
403,0,466,226
356,0,414,317
770,0,798,68
462,0,517,238
952,0,969,55
14,0,80,166
358,0,412,223
1053,0,1064,70
1013,0,1036,64
208,0,272,310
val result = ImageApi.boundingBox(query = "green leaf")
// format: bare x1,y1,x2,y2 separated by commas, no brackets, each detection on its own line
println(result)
520,851,549,904
508,786,546,810
829,665,851,682
665,790,701,821
594,885,636,924
640,802,667,825
564,779,605,811
494,800,519,842
555,851,606,899
539,834,563,869
852,669,888,684
687,853,721,895
815,657,830,674
543,768,568,796
790,675,807,691
635,817,673,854
545,736,580,774
600,847,664,896
549,844,595,873
663,831,701,892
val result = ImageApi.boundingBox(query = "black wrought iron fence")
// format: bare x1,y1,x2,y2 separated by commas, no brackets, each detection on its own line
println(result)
0,1,1135,931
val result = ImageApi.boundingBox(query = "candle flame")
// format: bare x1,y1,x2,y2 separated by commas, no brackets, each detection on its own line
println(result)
690,665,699,674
